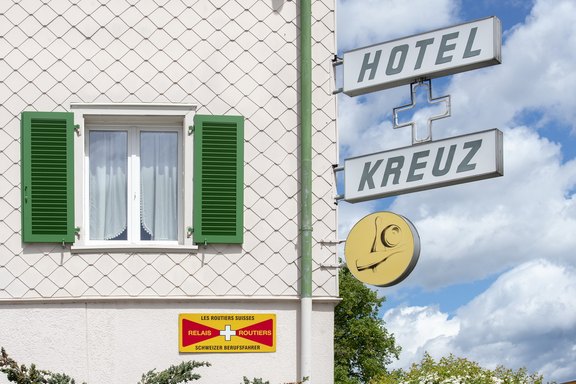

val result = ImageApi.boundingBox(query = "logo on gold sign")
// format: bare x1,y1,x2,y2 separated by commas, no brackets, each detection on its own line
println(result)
344,212,420,287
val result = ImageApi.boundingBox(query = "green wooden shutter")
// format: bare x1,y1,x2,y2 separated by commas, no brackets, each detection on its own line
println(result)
193,115,244,244
21,111,75,243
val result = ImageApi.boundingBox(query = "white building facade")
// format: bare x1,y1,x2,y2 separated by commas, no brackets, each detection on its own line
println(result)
0,0,338,382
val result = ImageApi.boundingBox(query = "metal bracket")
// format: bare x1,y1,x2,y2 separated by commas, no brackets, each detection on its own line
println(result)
188,125,194,135
332,164,344,203
318,262,346,269
331,55,344,95
73,124,81,137
319,239,345,245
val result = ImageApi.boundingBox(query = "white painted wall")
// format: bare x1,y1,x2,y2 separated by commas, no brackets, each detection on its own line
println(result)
0,300,336,384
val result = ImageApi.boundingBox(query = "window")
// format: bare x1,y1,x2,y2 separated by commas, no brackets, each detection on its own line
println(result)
86,119,181,244
20,105,244,249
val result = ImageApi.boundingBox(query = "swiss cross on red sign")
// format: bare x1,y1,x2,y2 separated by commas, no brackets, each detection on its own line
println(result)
179,314,276,353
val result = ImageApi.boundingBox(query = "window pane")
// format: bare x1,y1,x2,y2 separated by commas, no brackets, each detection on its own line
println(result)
140,132,178,241
89,131,128,240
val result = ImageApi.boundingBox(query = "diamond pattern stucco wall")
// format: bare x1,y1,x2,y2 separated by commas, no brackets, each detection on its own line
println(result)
0,0,337,300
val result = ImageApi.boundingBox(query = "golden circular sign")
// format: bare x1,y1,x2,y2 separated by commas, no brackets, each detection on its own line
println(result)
344,211,420,287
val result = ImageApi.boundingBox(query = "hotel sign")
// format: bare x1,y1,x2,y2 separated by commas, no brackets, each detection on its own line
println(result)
343,129,503,203
343,17,502,96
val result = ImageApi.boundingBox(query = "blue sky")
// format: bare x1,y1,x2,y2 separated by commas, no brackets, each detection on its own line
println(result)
336,0,576,382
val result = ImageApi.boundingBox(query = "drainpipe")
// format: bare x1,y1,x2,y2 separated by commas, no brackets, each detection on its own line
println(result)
299,0,313,382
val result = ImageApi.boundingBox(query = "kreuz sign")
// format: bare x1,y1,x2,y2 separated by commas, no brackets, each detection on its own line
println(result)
343,129,503,203
343,17,501,96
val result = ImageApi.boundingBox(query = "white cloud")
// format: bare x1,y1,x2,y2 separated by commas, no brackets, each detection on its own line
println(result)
442,0,576,136
383,305,460,369
338,87,411,159
391,126,576,287
337,0,459,53
383,259,576,382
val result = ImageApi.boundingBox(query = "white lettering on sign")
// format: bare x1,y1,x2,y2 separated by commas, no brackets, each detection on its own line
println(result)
343,17,501,96
343,129,503,203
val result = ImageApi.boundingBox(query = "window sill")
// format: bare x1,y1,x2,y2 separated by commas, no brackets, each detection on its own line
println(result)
70,244,199,254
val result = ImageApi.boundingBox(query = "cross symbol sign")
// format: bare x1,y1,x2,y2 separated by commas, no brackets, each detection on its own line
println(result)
220,325,236,341
393,79,451,145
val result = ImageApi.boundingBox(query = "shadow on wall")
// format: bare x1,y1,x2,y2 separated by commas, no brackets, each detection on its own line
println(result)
271,0,286,12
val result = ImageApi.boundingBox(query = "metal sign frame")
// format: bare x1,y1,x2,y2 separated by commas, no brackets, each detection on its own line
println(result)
343,129,504,203
342,16,502,96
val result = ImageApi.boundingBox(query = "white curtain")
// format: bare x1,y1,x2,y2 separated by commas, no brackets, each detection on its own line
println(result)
89,131,127,240
140,131,178,241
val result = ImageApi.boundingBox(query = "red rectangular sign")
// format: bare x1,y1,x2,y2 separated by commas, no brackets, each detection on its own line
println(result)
179,313,276,353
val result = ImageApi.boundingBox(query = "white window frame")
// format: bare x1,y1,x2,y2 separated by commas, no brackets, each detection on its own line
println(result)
70,103,197,253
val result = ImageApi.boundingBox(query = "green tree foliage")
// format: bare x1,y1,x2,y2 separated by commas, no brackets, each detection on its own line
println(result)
138,361,210,384
0,347,209,384
335,267,401,384
372,352,551,384
0,347,84,384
